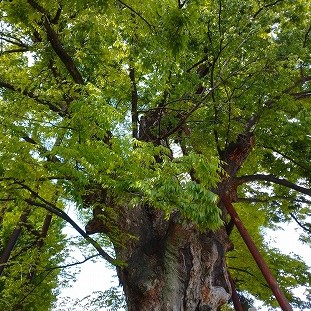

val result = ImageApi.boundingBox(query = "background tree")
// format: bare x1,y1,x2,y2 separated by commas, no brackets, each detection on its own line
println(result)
0,0,311,310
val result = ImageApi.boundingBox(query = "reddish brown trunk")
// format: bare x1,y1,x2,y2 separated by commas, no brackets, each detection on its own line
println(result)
87,204,233,310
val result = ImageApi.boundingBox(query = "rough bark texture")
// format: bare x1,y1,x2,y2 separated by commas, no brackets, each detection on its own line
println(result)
84,130,256,310
87,204,232,310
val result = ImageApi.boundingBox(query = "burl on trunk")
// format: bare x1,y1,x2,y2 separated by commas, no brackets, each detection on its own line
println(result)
87,204,232,311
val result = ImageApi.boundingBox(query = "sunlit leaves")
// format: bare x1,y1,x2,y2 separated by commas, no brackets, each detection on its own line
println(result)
1,0,311,309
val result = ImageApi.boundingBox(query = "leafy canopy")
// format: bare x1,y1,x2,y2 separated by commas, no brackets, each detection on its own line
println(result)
0,0,311,309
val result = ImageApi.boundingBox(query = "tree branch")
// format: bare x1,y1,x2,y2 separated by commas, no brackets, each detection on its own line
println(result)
129,67,138,138
289,213,311,234
117,0,153,28
0,80,65,114
253,0,284,19
45,254,101,271
24,197,117,265
27,0,84,84
0,48,29,54
236,174,311,196
228,266,256,278
237,195,311,205
261,145,311,174
241,75,311,135
0,35,29,48
303,24,311,48
42,17,84,84
178,0,188,9
19,133,61,163
290,90,311,100
16,183,117,265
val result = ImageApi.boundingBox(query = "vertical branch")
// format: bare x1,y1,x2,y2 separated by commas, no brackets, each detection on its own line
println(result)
218,0,222,33
228,271,244,311
28,213,53,281
0,207,31,276
129,67,139,138
221,195,293,311
303,24,311,48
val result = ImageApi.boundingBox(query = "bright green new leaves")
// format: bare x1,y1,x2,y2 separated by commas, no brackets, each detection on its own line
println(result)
1,0,311,309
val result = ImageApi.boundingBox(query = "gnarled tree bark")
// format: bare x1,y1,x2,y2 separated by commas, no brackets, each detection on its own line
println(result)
85,131,258,310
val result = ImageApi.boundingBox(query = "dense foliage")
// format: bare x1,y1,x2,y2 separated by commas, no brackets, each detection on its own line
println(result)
0,0,311,309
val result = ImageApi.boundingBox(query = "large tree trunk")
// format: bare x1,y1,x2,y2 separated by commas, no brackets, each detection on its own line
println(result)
85,131,256,310
118,208,232,310
87,203,233,310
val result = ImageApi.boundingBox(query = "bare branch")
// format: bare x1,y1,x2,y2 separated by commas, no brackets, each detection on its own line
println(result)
289,213,311,234
261,145,311,174
117,0,154,28
228,266,256,278
0,35,29,48
253,0,284,19
236,174,311,197
45,254,101,271
237,196,311,205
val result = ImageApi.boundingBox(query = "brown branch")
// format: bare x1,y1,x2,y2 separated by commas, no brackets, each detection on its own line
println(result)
20,133,61,163
289,213,311,234
303,24,311,48
0,48,29,54
0,35,29,48
156,101,201,141
27,0,49,15
28,213,53,281
27,0,84,84
253,0,284,19
24,197,117,265
290,90,311,100
186,56,209,73
117,0,153,28
42,17,84,84
0,207,31,276
51,7,62,24
129,67,139,138
236,174,311,197
261,145,311,174
228,266,256,278
17,183,117,265
242,75,311,134
0,80,64,114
